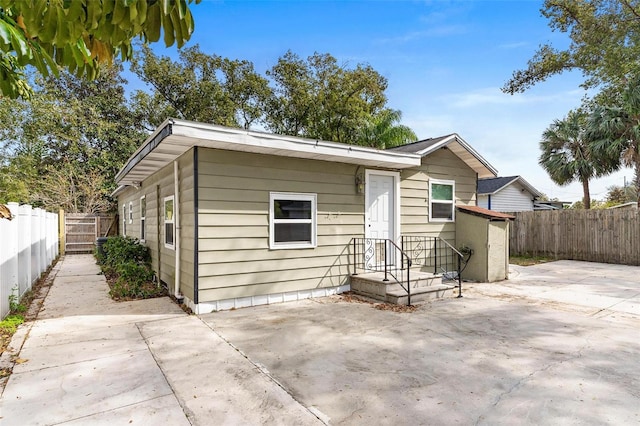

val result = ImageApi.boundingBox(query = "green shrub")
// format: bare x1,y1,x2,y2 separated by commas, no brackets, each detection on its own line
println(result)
95,236,165,300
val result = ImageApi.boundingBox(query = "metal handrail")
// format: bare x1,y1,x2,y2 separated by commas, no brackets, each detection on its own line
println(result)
400,235,464,298
351,237,413,305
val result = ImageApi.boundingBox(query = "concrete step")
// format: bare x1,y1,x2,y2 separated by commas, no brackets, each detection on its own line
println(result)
386,283,455,305
350,271,449,304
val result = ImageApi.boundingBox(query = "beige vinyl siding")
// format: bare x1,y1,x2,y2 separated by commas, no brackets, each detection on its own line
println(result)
400,148,477,242
197,148,363,302
116,149,195,301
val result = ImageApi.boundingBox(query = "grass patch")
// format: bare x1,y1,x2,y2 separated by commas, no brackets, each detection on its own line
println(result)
0,259,56,357
0,315,24,335
510,254,554,266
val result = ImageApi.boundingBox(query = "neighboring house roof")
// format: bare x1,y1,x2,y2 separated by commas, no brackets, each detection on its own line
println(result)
457,205,514,220
607,202,638,209
388,133,497,178
115,119,423,187
478,176,542,198
534,201,569,210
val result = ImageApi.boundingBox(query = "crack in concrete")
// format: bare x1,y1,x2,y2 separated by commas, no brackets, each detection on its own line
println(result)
199,317,328,425
473,338,591,426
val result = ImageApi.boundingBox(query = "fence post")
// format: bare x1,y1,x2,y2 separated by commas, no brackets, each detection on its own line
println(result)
0,212,5,318
6,203,19,303
22,204,33,292
17,205,29,296
39,209,46,275
59,209,65,256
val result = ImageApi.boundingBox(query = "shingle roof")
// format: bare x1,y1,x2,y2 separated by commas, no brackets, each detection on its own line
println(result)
386,134,455,153
477,176,519,195
457,205,514,220
387,133,498,178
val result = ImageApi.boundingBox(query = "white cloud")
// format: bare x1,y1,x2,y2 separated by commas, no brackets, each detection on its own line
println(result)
374,25,467,45
497,41,529,50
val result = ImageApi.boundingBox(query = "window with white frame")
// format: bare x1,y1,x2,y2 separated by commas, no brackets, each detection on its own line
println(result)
269,192,317,249
122,204,127,235
164,196,175,249
429,179,455,222
140,195,146,242
128,201,133,224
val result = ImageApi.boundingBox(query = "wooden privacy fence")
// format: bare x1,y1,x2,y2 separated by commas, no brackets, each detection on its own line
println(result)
0,203,59,319
510,209,640,265
63,213,116,254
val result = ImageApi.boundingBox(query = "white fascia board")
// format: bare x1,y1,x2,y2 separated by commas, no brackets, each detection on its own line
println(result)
111,185,129,197
115,119,421,186
415,133,498,178
515,176,543,198
171,119,421,168
482,177,519,195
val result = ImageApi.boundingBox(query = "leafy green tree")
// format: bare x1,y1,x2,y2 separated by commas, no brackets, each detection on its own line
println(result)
131,45,272,130
266,51,388,143
0,0,200,98
589,75,640,206
0,63,145,211
133,48,410,145
503,0,640,96
605,184,637,205
539,109,616,209
355,109,417,149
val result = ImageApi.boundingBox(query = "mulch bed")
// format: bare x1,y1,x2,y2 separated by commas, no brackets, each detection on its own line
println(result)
340,292,418,313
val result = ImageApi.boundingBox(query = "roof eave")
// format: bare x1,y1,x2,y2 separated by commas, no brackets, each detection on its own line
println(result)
416,134,498,178
115,119,422,187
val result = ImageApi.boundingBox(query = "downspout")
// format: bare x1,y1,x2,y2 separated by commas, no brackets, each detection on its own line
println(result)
174,160,182,300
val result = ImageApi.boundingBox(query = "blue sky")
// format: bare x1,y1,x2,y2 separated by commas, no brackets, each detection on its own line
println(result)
126,0,632,202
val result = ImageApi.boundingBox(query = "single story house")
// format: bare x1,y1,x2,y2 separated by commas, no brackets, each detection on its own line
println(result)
477,175,542,212
113,120,497,313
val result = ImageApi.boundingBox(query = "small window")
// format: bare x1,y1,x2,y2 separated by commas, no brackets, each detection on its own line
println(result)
269,192,317,249
128,201,133,224
164,196,175,249
122,204,127,235
429,179,455,222
140,196,146,242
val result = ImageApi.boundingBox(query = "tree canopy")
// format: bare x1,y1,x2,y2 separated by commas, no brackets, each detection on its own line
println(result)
132,47,405,145
588,75,640,205
0,64,145,212
503,0,640,96
131,44,271,131
539,109,617,209
265,51,389,143
0,0,200,99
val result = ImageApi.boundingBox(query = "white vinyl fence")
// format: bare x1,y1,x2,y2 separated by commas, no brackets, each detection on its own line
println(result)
0,203,59,319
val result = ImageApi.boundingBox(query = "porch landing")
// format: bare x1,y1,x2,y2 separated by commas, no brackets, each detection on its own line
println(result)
350,271,456,305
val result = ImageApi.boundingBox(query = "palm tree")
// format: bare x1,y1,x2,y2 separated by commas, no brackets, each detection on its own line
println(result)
589,75,640,207
540,110,616,209
356,109,417,149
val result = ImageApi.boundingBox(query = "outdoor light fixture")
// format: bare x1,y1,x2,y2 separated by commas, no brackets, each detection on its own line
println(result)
355,175,365,194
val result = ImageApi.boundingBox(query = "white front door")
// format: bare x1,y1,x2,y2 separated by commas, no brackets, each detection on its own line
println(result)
365,171,398,267
366,173,394,239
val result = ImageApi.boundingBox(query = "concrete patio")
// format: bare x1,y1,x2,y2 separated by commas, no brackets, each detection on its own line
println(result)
1,257,639,425
200,260,640,425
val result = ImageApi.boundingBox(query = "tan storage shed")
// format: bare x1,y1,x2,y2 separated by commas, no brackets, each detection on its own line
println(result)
455,205,513,282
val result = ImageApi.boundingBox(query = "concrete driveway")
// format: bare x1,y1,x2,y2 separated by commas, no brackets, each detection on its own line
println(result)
201,260,640,425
